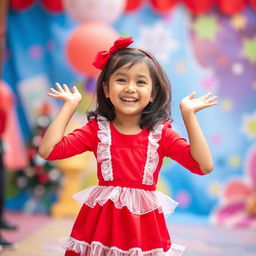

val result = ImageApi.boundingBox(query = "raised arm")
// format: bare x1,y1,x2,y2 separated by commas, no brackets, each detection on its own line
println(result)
38,83,82,159
180,92,218,174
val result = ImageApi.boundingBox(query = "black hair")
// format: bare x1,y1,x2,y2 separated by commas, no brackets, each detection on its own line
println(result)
87,48,172,130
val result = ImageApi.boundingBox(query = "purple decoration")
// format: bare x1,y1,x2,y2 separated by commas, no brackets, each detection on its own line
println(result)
85,77,97,93
190,9,256,108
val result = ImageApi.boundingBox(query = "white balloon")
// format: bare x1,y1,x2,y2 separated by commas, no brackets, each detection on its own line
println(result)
63,0,126,24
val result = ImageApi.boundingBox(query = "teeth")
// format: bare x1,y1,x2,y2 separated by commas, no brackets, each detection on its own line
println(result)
121,98,137,102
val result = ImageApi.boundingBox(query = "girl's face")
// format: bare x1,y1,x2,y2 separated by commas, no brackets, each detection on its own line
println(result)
103,62,154,121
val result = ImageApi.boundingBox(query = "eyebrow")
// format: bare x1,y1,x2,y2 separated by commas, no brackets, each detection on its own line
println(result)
114,72,149,80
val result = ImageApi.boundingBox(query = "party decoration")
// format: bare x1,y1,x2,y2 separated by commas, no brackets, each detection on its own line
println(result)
150,0,178,13
10,0,35,11
63,0,125,24
41,0,63,12
192,15,219,40
241,36,256,64
251,0,256,10
183,0,213,14
216,0,246,15
66,22,119,77
137,21,178,62
242,111,256,139
125,0,144,12
211,145,256,228
14,102,62,213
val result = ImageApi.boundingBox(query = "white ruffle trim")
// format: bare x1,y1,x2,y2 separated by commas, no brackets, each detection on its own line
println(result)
97,116,113,181
73,185,178,215
61,237,185,256
142,124,164,186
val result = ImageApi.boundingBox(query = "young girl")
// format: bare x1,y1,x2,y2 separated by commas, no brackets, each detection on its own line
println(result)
39,37,218,256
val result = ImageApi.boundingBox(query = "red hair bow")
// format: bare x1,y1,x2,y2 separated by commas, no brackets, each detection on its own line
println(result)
92,37,134,70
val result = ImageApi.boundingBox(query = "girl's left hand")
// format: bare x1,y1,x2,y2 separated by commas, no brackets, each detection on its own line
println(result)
180,92,218,113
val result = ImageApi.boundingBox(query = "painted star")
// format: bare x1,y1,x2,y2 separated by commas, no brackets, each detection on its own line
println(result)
242,111,256,139
241,36,256,64
192,15,219,40
137,21,179,63
230,14,247,30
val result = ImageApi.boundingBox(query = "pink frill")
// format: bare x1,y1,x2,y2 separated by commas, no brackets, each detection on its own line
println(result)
72,185,179,215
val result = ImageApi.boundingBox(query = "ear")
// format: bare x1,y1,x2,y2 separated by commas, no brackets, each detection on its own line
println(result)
102,82,109,98
150,89,156,102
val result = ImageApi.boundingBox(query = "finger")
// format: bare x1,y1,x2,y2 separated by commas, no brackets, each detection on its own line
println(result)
55,82,64,92
187,91,196,99
47,92,59,98
62,84,70,93
200,92,213,101
72,86,79,93
206,96,218,103
50,87,60,94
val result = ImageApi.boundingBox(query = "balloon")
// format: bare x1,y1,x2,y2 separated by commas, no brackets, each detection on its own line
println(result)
63,0,125,24
183,0,214,14
41,0,63,12
150,0,179,13
125,0,144,12
216,0,246,15
10,0,35,11
66,22,119,77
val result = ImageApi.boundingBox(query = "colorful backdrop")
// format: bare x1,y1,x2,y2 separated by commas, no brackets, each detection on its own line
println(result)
2,1,256,225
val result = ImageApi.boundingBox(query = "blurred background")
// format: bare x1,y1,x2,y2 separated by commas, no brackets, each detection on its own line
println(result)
0,0,256,255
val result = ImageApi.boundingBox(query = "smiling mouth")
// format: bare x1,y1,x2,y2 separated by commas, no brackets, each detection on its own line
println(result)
120,97,139,102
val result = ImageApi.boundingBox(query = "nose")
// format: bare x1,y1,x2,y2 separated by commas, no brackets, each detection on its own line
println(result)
125,82,136,93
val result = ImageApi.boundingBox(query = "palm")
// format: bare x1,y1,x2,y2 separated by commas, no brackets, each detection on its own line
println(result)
180,92,218,113
48,83,82,104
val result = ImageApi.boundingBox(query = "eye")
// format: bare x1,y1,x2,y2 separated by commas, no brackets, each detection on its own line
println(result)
137,80,146,85
117,78,126,83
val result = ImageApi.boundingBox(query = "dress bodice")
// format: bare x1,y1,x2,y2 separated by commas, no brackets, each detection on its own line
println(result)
96,116,164,191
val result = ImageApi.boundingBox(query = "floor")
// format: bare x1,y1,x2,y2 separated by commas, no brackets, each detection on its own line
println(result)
0,212,256,256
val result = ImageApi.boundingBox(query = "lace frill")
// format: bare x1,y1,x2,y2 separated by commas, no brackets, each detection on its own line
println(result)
142,124,164,185
73,185,178,215
60,237,185,256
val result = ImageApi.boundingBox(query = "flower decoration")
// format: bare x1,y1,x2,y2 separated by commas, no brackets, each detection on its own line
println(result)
211,144,256,228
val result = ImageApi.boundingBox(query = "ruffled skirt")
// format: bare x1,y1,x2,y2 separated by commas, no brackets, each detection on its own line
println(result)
62,186,185,256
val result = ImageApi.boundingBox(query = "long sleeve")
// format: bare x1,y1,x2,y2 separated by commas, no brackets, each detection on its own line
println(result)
161,122,205,175
46,118,98,161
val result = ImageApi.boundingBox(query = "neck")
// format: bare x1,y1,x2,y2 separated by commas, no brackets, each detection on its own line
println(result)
113,114,142,134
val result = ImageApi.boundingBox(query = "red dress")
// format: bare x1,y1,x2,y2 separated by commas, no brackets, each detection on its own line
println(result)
47,116,205,256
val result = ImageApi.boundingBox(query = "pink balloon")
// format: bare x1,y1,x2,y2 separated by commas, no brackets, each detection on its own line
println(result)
66,22,119,77
63,0,126,24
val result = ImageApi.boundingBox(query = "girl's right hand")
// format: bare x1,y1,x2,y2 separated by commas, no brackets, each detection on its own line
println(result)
48,83,82,105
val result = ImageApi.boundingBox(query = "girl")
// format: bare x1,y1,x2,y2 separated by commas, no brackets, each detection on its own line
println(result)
39,37,218,256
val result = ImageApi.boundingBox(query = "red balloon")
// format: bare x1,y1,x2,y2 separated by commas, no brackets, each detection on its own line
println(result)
41,0,63,12
216,0,246,15
183,0,214,14
10,0,35,11
66,22,119,77
150,0,179,13
125,0,144,12
251,0,256,10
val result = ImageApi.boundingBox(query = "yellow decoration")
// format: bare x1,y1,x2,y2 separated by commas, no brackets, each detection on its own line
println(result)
208,183,221,197
221,99,233,111
156,178,170,195
228,155,240,168
230,14,247,30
